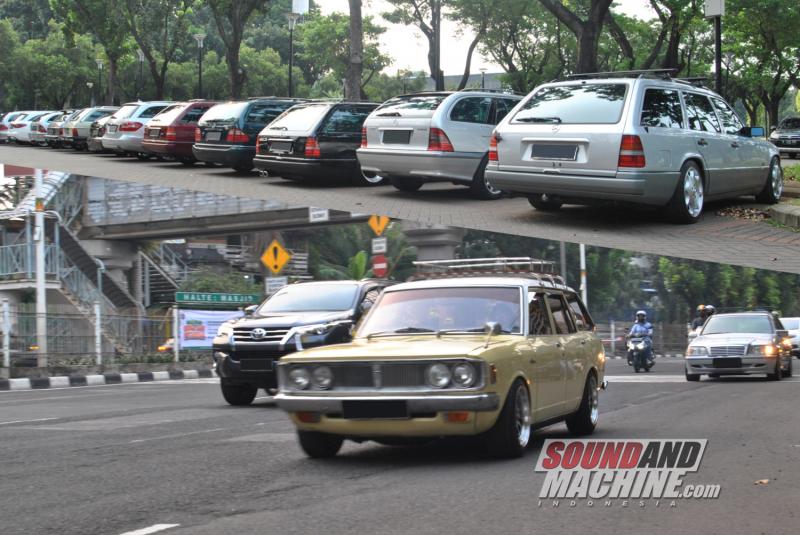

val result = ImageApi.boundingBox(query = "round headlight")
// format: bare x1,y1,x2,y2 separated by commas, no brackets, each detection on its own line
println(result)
426,363,451,388
452,362,476,388
288,367,310,390
311,366,334,389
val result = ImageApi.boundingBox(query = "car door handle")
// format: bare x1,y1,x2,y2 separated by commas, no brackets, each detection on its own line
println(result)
731,142,740,148
529,358,536,364
580,340,587,345
697,139,708,146
555,342,562,348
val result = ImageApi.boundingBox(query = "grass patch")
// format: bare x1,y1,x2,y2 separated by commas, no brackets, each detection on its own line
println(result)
766,218,800,233
785,165,800,182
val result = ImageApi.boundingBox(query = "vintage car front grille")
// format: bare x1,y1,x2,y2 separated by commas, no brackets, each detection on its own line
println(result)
709,345,746,357
233,327,291,343
285,361,483,390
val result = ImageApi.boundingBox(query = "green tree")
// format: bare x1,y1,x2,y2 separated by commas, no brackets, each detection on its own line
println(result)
179,267,262,294
383,0,444,89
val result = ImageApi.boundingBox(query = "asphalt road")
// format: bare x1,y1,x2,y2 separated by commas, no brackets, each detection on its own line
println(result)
2,145,800,274
2,358,799,535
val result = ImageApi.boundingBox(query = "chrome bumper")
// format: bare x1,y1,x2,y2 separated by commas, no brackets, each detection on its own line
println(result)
275,392,500,413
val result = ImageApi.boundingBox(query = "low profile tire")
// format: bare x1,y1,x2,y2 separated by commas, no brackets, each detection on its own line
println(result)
390,175,424,192
483,378,531,458
353,169,388,187
685,370,700,382
233,165,254,173
666,161,704,224
297,430,344,458
755,157,783,204
469,156,503,200
565,373,599,436
767,361,782,381
220,382,257,406
527,194,563,211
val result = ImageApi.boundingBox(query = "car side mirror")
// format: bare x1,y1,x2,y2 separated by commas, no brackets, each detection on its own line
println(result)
770,126,777,132
776,329,789,338
243,305,257,317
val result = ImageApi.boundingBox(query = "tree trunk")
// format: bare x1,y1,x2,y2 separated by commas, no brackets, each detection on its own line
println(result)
576,25,600,73
227,49,244,99
456,30,483,90
346,0,363,101
108,56,119,106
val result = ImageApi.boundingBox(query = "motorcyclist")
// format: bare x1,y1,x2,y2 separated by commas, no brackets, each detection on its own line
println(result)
690,305,706,331
627,310,654,366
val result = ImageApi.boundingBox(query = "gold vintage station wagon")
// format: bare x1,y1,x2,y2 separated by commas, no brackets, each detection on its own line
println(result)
274,258,607,458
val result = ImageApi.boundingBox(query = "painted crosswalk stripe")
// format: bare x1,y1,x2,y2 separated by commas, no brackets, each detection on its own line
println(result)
118,524,180,535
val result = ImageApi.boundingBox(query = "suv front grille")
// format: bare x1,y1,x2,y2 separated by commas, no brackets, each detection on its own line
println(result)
709,346,746,357
233,327,291,343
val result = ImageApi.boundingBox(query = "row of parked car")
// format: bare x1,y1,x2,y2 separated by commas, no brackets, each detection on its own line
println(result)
0,69,786,223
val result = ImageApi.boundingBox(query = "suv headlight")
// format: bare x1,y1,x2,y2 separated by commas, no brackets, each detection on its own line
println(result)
686,346,708,356
288,367,311,390
311,366,333,389
451,363,476,388
426,363,451,388
749,344,776,356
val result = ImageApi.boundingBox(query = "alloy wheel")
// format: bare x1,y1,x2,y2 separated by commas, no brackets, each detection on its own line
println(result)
771,163,784,199
514,384,531,448
589,375,599,425
683,166,704,218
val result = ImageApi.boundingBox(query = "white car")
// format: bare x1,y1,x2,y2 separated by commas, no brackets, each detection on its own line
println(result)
0,111,31,143
101,101,171,155
780,317,800,358
29,112,64,146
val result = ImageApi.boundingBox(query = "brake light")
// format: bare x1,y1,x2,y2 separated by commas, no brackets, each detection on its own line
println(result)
38,124,47,132
0,125,6,131
119,121,143,132
195,127,201,142
165,127,178,141
360,127,368,148
428,127,454,152
72,128,78,137
226,128,249,143
304,137,321,158
11,123,24,129
618,135,646,168
256,136,267,155
489,134,499,161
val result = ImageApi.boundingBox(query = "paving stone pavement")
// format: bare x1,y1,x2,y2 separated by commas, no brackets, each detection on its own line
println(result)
2,145,800,273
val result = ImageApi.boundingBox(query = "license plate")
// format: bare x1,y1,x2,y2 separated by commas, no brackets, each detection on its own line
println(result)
108,125,117,133
269,140,293,154
531,143,578,160
342,400,409,419
712,358,742,368
148,128,160,139
240,359,274,371
382,130,411,144
206,131,221,141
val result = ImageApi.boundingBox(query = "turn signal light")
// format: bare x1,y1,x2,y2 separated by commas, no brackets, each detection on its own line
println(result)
304,137,321,158
164,127,178,141
72,128,78,137
296,411,321,423
119,121,143,132
428,127,454,152
445,411,470,423
360,127,368,148
194,127,201,142
488,134,499,161
226,128,249,143
618,135,646,168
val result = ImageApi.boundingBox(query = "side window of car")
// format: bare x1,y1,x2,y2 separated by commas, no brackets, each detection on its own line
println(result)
529,292,553,335
566,292,593,331
494,98,519,124
320,106,370,134
683,93,721,133
181,107,208,123
711,98,743,135
547,294,575,334
640,88,683,128
450,97,493,124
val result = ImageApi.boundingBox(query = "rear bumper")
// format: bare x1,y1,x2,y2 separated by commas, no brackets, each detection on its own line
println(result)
357,148,482,183
142,139,195,158
102,134,144,153
87,137,106,152
253,155,357,179
485,165,680,205
193,143,255,167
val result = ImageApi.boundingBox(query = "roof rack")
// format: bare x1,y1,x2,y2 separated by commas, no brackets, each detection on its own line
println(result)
247,96,310,101
460,88,527,96
565,68,678,81
674,77,710,87
410,257,569,289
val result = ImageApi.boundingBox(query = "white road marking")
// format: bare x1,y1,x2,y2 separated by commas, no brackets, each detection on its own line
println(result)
0,417,57,426
606,374,800,383
129,427,227,444
226,432,295,443
118,524,180,535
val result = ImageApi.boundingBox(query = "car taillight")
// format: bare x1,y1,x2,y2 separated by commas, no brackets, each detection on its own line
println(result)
165,127,178,141
72,128,78,137
11,123,24,129
195,127,201,142
99,127,106,136
360,127,368,148
428,127,454,152
256,136,266,155
38,125,47,132
304,137,321,158
226,128,249,143
0,125,7,131
618,135,646,168
119,121,143,132
488,134,499,161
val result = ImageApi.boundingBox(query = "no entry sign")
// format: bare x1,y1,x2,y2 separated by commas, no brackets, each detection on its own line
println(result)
372,254,388,277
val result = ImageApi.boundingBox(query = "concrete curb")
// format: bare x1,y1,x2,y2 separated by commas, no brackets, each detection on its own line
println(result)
0,368,216,391
770,203,800,228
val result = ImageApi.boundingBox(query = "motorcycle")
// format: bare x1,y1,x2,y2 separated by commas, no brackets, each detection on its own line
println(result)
627,336,654,373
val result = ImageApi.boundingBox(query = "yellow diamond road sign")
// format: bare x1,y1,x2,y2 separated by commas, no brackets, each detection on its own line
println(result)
368,215,390,236
261,240,292,275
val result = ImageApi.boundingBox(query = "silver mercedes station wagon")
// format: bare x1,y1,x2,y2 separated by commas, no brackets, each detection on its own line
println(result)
486,70,782,223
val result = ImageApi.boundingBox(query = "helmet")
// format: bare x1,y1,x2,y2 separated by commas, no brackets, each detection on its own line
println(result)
696,304,705,312
636,310,647,319
704,305,715,315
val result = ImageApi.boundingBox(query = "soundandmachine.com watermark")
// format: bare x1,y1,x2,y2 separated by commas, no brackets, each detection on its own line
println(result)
535,439,720,508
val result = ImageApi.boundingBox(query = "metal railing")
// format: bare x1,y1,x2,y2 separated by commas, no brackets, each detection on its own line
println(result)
152,243,190,283
0,243,60,277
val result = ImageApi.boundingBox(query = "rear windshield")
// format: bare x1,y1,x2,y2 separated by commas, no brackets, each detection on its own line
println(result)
138,105,169,119
513,83,629,125
702,315,772,335
780,118,800,129
151,104,188,124
266,104,329,132
319,105,376,134
245,102,294,125
199,102,248,124
781,318,800,330
375,94,448,114
110,105,138,121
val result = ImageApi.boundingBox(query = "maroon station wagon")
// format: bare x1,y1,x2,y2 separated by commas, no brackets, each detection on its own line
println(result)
142,100,217,164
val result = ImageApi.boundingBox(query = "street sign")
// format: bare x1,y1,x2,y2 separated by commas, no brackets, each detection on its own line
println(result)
372,254,388,278
704,0,724,17
371,237,387,254
266,276,289,295
261,239,292,275
309,207,329,223
368,215,390,236
175,292,261,305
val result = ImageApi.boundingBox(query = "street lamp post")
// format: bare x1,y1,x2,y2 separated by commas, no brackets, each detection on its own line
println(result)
95,58,104,105
286,13,301,98
87,82,94,107
479,67,487,89
137,49,145,100
193,33,206,99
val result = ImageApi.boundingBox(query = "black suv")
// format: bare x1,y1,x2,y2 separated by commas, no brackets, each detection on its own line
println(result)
193,97,307,172
212,279,396,405
254,101,382,186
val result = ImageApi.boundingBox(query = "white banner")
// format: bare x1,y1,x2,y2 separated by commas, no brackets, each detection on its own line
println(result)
178,309,243,349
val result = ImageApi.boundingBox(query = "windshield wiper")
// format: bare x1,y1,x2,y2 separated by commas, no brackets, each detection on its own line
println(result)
516,116,562,123
367,327,435,339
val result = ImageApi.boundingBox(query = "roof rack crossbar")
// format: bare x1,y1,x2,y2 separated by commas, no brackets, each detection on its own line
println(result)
565,68,678,80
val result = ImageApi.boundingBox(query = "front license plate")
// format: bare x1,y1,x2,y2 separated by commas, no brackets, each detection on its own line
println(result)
531,143,578,160
342,400,409,419
382,130,411,144
240,359,274,371
206,131,221,141
108,125,117,133
712,358,742,368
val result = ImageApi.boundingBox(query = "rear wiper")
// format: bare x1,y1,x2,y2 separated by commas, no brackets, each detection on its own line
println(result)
270,126,288,131
516,116,562,123
377,112,402,117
